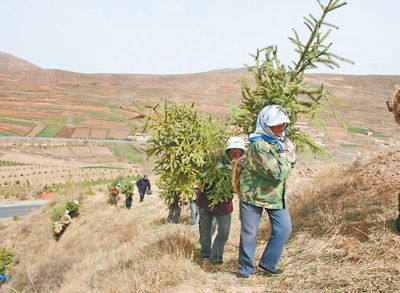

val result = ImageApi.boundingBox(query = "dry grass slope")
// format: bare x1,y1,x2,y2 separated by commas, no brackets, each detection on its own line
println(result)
1,151,399,292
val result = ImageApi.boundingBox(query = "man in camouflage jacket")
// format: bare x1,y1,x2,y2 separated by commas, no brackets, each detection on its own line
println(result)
237,105,295,278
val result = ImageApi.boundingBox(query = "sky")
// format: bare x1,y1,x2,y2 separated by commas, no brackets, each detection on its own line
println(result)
0,0,399,75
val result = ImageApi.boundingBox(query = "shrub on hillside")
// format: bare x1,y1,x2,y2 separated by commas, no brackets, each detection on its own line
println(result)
51,205,67,222
65,201,80,216
121,179,135,196
0,248,13,275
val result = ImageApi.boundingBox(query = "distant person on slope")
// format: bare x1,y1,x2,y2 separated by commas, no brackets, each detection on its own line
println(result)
110,182,121,206
196,136,246,264
125,181,135,210
136,175,151,203
236,105,296,278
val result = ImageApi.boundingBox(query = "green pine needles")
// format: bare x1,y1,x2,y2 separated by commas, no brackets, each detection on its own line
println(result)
0,248,13,275
234,0,353,153
134,100,232,203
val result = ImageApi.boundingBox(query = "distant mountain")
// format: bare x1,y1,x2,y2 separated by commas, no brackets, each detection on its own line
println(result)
0,51,40,71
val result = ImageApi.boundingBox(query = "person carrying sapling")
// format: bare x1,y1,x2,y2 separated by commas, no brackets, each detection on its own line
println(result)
196,136,246,264
236,105,296,278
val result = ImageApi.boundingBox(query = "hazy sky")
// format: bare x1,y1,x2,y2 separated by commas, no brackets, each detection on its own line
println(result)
0,0,399,75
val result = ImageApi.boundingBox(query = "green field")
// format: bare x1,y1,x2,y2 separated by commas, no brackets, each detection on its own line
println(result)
348,127,368,135
112,144,144,163
0,160,24,167
348,128,389,138
0,130,13,136
372,132,390,138
82,166,127,170
340,143,359,148
37,125,64,137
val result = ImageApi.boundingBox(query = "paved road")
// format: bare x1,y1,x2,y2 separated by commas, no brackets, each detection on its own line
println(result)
0,200,48,220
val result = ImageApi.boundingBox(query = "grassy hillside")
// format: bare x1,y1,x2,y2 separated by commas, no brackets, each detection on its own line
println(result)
1,151,399,292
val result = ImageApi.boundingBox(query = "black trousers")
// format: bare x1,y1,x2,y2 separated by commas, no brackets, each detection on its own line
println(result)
139,190,145,202
126,197,132,209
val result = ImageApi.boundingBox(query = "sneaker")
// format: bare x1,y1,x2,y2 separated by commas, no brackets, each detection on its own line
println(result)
259,264,284,276
237,272,249,279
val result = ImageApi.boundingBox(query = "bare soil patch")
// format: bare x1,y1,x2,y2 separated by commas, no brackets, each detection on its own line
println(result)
108,128,130,139
71,127,91,138
34,191,58,199
83,119,122,127
90,128,108,139
0,123,31,136
0,109,58,117
66,105,108,112
56,126,75,138
197,103,229,114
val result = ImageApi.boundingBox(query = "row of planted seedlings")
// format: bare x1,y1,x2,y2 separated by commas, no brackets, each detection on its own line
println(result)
0,168,133,187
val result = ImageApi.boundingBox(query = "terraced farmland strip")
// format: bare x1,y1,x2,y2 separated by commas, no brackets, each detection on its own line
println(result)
56,126,75,138
37,125,64,137
0,130,13,136
71,127,90,138
112,144,144,163
348,127,368,135
3,102,123,122
107,128,130,139
0,160,23,167
0,119,36,128
1,113,71,124
0,123,31,136
26,123,47,137
82,166,127,170
89,128,108,139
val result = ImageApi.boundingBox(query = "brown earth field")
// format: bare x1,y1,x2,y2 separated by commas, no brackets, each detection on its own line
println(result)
0,123,31,136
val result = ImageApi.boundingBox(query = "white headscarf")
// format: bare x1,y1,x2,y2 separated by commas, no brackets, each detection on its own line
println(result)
249,105,290,141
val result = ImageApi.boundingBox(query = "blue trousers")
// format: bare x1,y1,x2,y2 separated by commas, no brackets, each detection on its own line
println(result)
238,201,292,276
198,207,231,263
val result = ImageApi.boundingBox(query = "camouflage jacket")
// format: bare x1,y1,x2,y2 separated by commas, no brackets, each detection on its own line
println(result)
239,139,293,209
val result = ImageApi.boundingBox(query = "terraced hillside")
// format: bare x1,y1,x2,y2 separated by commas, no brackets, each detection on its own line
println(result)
0,51,399,153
